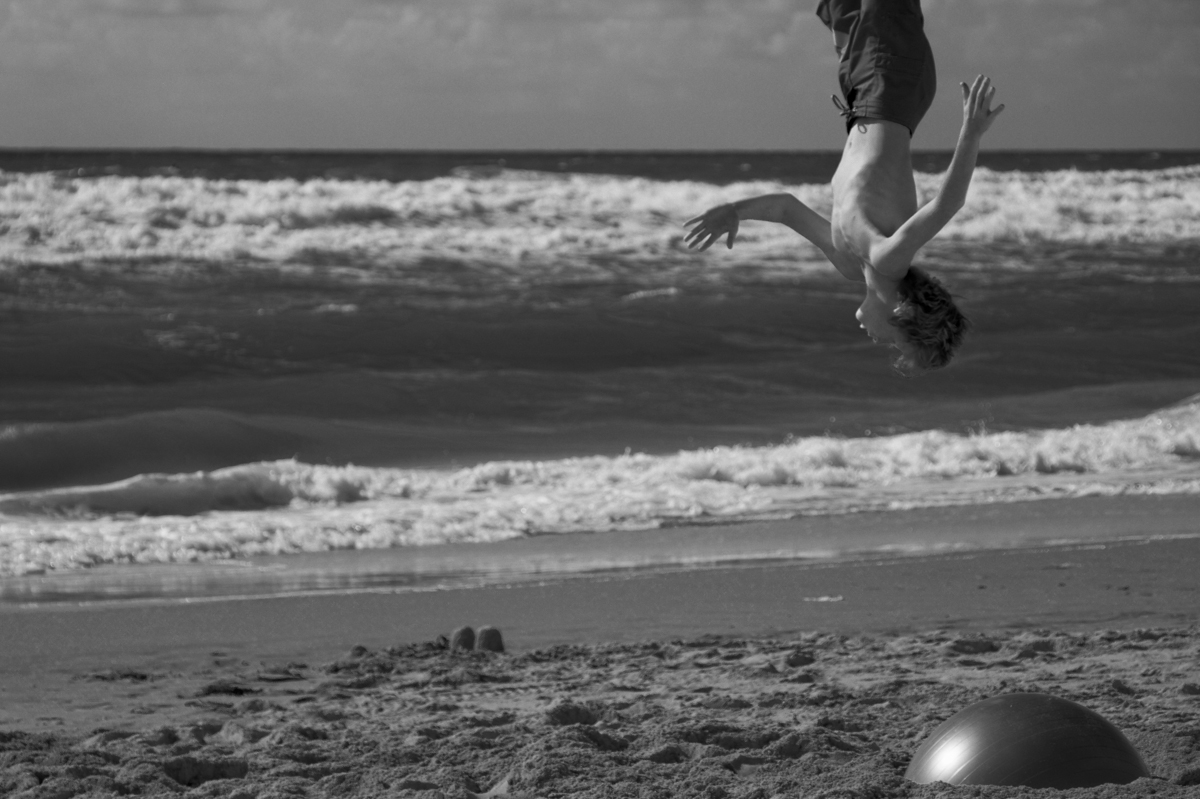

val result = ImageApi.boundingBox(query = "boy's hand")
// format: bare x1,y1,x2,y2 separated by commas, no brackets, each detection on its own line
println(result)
684,203,739,250
960,74,1004,139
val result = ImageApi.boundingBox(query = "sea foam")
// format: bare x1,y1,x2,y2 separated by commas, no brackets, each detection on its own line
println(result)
2,396,1198,576
2,166,1197,285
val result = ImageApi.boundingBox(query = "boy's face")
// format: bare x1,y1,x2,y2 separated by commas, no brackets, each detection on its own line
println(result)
856,293,906,350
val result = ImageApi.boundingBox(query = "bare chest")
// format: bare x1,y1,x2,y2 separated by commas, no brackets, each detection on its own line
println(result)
830,125,919,257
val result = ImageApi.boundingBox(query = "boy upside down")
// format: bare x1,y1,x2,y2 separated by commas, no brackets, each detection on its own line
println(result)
685,0,1003,372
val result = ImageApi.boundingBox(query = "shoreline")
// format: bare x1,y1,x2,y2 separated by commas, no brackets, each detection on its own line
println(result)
2,492,1198,680
6,492,1200,608
4,535,1198,676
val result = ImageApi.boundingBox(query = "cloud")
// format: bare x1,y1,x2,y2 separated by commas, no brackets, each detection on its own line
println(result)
91,0,244,18
0,0,1196,148
335,0,818,73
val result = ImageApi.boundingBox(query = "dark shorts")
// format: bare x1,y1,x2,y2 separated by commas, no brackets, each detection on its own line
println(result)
816,0,936,135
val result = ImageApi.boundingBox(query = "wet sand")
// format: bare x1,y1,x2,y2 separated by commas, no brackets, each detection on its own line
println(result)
1,496,1199,797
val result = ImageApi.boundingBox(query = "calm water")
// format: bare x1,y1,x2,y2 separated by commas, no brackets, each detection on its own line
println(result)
2,150,1199,601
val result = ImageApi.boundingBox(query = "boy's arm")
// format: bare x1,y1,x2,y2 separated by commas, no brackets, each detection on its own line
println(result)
869,75,1005,278
685,193,861,278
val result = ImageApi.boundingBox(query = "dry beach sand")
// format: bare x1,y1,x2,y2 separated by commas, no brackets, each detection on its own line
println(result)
2,624,1199,799
2,497,1200,798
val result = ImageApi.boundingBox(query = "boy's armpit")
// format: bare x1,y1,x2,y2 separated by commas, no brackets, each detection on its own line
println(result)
827,248,866,283
867,200,955,279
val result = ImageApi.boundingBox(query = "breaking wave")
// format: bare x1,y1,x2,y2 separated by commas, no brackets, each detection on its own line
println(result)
2,395,1198,576
2,166,1197,283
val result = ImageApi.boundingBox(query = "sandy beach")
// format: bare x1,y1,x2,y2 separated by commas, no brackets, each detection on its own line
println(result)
3,495,1199,797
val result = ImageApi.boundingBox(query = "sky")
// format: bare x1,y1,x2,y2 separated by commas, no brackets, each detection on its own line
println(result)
2,0,1198,151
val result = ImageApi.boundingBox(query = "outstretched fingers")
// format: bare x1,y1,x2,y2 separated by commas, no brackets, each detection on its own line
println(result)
984,85,1004,121
684,203,739,250
963,75,983,103
962,74,1002,119
973,77,990,114
684,224,715,251
684,225,734,251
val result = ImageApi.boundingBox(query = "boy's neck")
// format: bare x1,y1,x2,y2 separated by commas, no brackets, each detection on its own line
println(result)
863,262,904,305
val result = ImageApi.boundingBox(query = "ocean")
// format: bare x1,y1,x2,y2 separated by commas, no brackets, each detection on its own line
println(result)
2,150,1199,603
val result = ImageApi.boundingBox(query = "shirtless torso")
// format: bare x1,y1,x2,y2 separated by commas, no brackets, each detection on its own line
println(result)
830,119,919,285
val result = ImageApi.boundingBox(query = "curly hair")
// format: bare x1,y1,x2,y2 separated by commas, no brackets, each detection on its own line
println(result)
888,267,970,373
